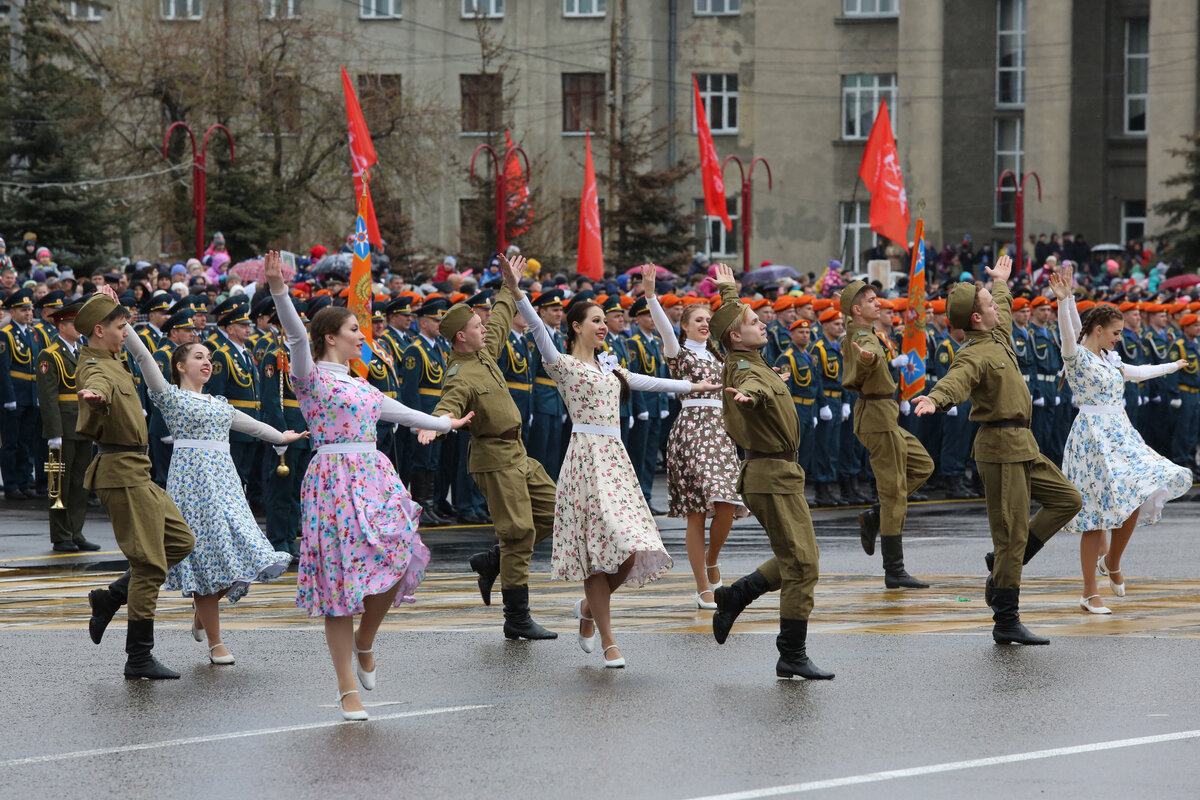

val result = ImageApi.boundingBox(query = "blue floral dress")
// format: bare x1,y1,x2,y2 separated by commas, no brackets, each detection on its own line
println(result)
1060,345,1191,533
155,386,291,601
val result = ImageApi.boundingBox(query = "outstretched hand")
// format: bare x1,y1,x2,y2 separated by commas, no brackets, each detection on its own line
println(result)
725,387,752,404
984,253,1013,284
264,250,286,293
691,380,722,393
1047,261,1074,301
713,263,735,285
641,263,658,297
78,389,105,407
851,341,876,362
500,252,526,298
447,411,474,430
280,430,309,444
912,396,937,417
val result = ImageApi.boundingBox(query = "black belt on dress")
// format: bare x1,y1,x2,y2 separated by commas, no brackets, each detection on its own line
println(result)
744,449,798,461
96,443,149,455
476,428,521,441
981,418,1030,429
861,394,895,401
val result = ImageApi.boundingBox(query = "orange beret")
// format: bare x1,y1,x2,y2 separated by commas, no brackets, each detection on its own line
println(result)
1030,296,1049,308
818,308,841,323
450,292,469,304
709,295,722,310
661,293,681,308
876,297,893,310
793,295,814,308
620,295,634,309
750,298,770,310
1118,302,1138,312
1076,300,1095,312
1051,300,1059,309
1143,302,1164,313
1012,297,1029,310
891,298,908,312
930,299,947,314
1169,302,1188,314
425,292,444,302
1188,301,1200,311
772,295,794,313
892,315,903,326
1182,314,1199,327
813,298,833,312
789,318,812,331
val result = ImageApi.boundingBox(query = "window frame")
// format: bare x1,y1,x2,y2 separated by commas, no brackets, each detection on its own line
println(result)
563,0,606,17
161,0,203,21
995,0,1026,108
839,201,872,272
994,117,1024,228
841,73,897,140
694,73,739,136
459,73,504,135
359,0,400,19
562,72,606,134
694,0,740,17
1121,200,1147,245
695,198,739,259
67,2,103,21
462,0,504,19
263,0,301,19
842,0,898,18
1124,18,1149,135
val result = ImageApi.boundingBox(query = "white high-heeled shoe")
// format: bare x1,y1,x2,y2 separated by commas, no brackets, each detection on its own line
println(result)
353,642,376,691
572,599,597,653
338,690,369,721
695,590,717,610
1098,556,1126,597
191,605,203,643
1079,595,1112,615
208,643,235,665
706,562,722,589
603,644,625,669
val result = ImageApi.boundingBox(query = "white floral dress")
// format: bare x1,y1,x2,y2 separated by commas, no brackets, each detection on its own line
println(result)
1058,298,1192,533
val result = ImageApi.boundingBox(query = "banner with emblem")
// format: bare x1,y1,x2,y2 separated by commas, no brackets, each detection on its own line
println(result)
899,218,927,400
348,192,374,378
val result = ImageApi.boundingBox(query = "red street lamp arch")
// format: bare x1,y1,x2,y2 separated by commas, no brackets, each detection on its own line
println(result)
721,155,772,272
996,169,1041,274
163,122,236,259
469,141,530,256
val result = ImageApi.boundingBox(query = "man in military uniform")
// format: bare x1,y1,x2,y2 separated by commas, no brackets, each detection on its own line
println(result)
1141,303,1175,457
76,287,194,679
934,324,980,499
428,254,557,640
916,298,949,486
764,295,797,367
35,301,99,551
32,290,65,350
601,294,634,446
809,307,845,507
259,298,309,561
2,289,44,499
1027,297,1063,463
840,281,934,588
626,296,668,514
915,255,1082,645
526,290,567,482
1118,302,1145,427
206,304,263,503
203,295,247,353
368,302,402,466
148,310,199,485
380,294,416,476
249,297,280,365
1169,314,1200,474
707,264,833,680
402,297,452,526
503,299,533,443
137,292,172,353
775,318,821,474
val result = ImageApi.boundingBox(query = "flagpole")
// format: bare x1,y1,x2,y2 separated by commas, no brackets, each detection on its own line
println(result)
839,176,861,271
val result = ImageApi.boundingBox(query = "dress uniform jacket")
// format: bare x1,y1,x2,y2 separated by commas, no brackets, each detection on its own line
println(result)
775,344,821,473
1142,326,1175,454
808,332,844,485
764,319,790,370
602,330,633,441
626,326,668,501
1118,328,1145,425
36,336,89,542
1,319,43,490
206,341,262,441
503,328,533,438
1168,335,1200,467
259,341,309,553
933,336,977,479
367,338,401,459
401,333,446,473
147,341,175,486
525,324,566,480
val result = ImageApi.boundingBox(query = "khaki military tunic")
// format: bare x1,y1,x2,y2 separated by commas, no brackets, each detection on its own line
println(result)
434,287,555,588
36,337,89,544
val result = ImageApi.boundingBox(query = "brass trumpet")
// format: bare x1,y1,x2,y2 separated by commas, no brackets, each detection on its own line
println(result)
46,446,66,510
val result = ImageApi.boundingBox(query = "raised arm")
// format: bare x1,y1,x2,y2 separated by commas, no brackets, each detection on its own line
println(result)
1122,360,1185,382
123,324,167,393
1049,262,1079,358
517,297,560,365
264,250,312,381
231,409,286,444
380,395,453,432
483,253,525,363
622,371,693,394
646,294,679,358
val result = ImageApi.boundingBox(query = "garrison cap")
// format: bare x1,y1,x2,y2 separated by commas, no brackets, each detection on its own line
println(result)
163,309,197,332
438,303,475,339
530,289,563,309
416,297,448,319
3,289,33,309
75,292,122,333
839,280,869,319
710,294,747,339
947,283,978,330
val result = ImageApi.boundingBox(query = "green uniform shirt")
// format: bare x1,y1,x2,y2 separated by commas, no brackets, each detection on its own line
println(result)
843,321,899,433
36,337,83,441
924,282,1038,463
433,286,526,473
76,344,153,488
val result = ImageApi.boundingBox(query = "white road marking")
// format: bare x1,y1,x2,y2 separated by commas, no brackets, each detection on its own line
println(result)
679,728,1200,799
0,704,491,768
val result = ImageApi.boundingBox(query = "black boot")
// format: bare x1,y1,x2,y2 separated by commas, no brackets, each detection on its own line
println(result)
945,475,975,500
881,535,929,589
468,544,501,606
712,570,771,644
123,619,181,679
88,570,130,645
839,476,866,506
813,482,837,508
856,476,878,503
990,587,1049,645
501,586,557,640
414,472,451,528
984,535,1046,605
775,618,834,680
984,551,995,607
858,503,880,556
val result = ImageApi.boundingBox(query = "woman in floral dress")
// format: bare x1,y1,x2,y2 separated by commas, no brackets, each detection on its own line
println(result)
265,251,472,720
124,329,303,666
1049,265,1190,614
642,264,746,610
516,282,719,668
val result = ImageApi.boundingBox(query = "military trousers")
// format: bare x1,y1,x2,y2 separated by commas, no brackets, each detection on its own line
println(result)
527,412,562,482
940,401,976,477
96,483,194,621
810,417,840,484
230,441,259,504
474,457,556,588
742,488,820,620
48,438,90,545
977,455,1081,590
1171,392,1200,468
263,446,309,553
857,425,934,535
796,412,816,474
0,403,39,489
452,431,488,516
628,416,660,502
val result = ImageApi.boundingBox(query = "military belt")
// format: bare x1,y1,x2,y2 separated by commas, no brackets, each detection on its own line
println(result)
477,428,521,441
1180,385,1200,394
791,397,815,406
383,391,397,398
744,449,798,461
418,388,442,397
57,394,78,402
96,443,149,455
228,399,260,409
283,399,300,408
10,370,34,381
980,418,1031,429
535,377,556,387
506,381,532,391
1036,373,1057,381
825,390,842,398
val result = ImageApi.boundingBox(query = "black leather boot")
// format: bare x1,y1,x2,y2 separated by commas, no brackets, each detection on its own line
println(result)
712,570,771,644
856,476,878,503
775,618,834,680
469,544,501,606
984,535,1047,604
945,475,975,499
414,472,452,527
123,619,181,679
984,550,996,607
812,482,836,508
858,503,880,556
88,570,130,645
881,535,929,588
501,586,557,640
990,588,1049,645
839,476,866,505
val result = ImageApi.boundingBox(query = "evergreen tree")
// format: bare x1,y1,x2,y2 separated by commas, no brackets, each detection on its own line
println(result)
1153,131,1200,269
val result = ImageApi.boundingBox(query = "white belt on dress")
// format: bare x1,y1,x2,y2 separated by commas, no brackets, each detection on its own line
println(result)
571,424,621,437
1079,404,1122,415
681,398,722,409
317,441,376,455
172,439,230,453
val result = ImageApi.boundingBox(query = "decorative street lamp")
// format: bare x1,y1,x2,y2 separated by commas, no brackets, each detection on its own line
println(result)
163,122,236,259
469,140,530,256
997,169,1041,274
721,155,772,272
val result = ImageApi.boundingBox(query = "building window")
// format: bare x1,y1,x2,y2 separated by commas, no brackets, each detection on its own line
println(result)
996,0,1025,107
695,73,738,135
564,0,605,16
161,0,202,20
360,0,398,18
994,117,1023,226
842,74,896,140
67,2,103,20
1125,18,1149,134
843,0,897,16
462,0,503,18
1122,200,1147,245
263,0,301,18
460,73,503,134
358,74,403,135
840,201,871,271
562,73,605,133
694,199,739,258
695,0,739,15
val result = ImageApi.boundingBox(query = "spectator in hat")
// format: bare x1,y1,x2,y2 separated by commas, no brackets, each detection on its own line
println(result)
0,237,11,273
12,234,37,274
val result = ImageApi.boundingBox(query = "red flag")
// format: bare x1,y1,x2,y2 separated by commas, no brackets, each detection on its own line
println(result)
857,99,909,247
693,75,731,232
577,131,604,280
504,130,533,239
341,66,382,247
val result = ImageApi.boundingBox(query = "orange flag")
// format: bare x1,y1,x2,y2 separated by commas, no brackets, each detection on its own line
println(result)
341,66,382,247
577,131,603,280
348,190,374,378
857,99,910,247
694,75,731,232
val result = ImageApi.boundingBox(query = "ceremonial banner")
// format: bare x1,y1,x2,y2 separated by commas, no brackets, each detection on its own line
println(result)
505,130,533,239
341,66,382,247
693,75,731,232
348,191,374,378
899,218,927,400
577,130,604,280
857,100,909,247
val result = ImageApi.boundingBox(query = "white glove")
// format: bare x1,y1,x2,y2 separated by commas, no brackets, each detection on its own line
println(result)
1152,395,1162,404
47,437,62,449
1033,397,1046,407
841,402,851,420
660,409,669,419
1072,399,1080,409
637,411,649,421
819,406,833,421
627,416,634,430
899,400,911,415
890,354,909,368
1054,396,1061,406
1170,398,1183,408
947,406,958,417
812,417,818,428
561,414,568,423
3,402,14,411
1139,396,1147,406
143,409,148,416
272,445,287,455
160,436,174,444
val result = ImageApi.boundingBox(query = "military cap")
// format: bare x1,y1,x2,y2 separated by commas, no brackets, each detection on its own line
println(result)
104,272,123,284
1076,300,1095,313
142,291,173,314
812,298,833,312
3,289,33,309
1142,302,1164,313
251,297,276,319
416,297,448,319
51,300,84,321
1169,302,1188,314
119,291,139,310
307,294,332,315
761,282,779,293
818,308,842,323
1118,301,1138,312
449,292,470,305
789,318,812,332
1181,314,1199,327
749,298,770,310
891,315,903,327
163,309,197,332
839,280,869,319
947,283,978,330
601,294,624,315
629,296,652,317
385,295,416,315
620,295,634,309
890,297,908,312
467,289,494,309
876,297,893,311
35,290,66,310
219,306,251,326
371,301,388,322
567,289,596,311
660,293,681,308
1188,301,1200,312
1012,297,1030,311
772,295,794,313
75,292,122,333
530,289,563,308
212,295,249,318
930,298,947,314
710,294,747,339
1029,296,1049,308
439,302,475,339
794,295,814,308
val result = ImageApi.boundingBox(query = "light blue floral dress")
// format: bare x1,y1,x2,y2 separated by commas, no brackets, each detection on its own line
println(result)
154,385,291,601
1059,300,1191,533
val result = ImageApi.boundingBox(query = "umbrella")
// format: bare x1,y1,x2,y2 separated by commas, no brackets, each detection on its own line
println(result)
230,258,294,284
624,265,676,282
743,265,800,285
1091,243,1124,253
1159,273,1200,291
310,252,353,280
